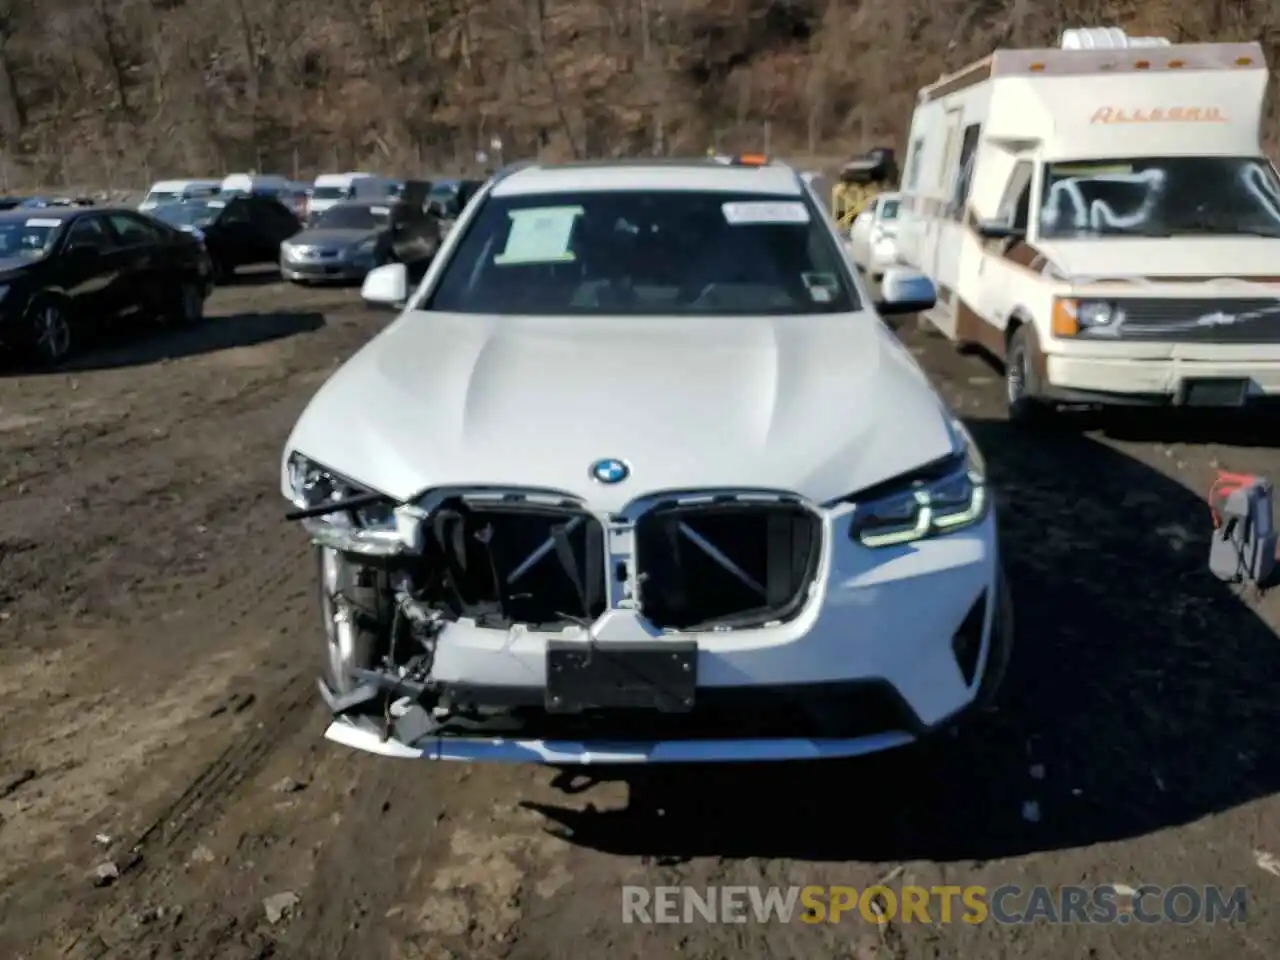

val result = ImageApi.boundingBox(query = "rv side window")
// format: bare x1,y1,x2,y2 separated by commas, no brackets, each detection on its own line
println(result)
905,138,924,189
997,161,1035,230
948,124,981,218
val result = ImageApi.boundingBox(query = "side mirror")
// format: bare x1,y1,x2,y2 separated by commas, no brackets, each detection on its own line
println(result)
976,218,1024,240
874,266,937,316
361,262,408,309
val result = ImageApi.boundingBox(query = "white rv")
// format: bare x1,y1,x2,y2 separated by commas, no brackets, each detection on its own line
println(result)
896,27,1280,421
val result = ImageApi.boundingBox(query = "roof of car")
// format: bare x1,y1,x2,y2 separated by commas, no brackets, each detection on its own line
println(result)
326,198,400,210
490,159,804,198
0,206,87,223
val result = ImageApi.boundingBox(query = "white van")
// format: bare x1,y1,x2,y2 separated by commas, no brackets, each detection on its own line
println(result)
138,179,221,211
306,173,396,218
896,26,1280,421
220,173,293,198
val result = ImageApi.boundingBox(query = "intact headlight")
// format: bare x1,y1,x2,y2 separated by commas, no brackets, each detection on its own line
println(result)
285,452,400,554
352,237,376,258
1052,298,1126,336
847,436,988,548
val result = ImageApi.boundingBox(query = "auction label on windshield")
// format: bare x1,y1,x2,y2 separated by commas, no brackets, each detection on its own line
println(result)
722,201,810,225
494,205,584,264
25,218,61,227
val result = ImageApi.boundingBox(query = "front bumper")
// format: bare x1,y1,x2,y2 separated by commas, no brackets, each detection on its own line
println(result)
325,509,1003,764
280,258,371,282
1045,355,1280,405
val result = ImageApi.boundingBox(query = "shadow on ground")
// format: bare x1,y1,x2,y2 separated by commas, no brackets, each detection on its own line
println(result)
32,311,325,373
523,417,1280,862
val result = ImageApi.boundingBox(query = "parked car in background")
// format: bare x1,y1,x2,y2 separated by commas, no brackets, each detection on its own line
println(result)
425,178,485,220
306,172,396,220
847,192,903,280
138,179,221,212
148,194,302,283
219,173,292,199
280,199,436,284
0,206,212,365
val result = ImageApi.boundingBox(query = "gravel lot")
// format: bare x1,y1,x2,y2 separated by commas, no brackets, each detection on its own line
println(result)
1,274,1279,959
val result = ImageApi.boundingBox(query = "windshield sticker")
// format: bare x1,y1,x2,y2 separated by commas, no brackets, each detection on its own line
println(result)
207,200,226,207
370,206,390,216
494,205,583,264
722,201,810,225
25,218,61,227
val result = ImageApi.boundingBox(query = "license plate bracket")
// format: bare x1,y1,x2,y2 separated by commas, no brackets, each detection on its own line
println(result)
1177,378,1249,407
545,641,697,714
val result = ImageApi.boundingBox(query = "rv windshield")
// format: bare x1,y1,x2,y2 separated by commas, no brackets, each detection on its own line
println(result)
1038,156,1280,240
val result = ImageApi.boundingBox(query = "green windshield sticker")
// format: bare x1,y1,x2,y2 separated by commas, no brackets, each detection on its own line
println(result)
494,205,584,264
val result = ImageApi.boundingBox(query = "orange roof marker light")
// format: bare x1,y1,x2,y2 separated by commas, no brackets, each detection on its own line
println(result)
733,153,769,167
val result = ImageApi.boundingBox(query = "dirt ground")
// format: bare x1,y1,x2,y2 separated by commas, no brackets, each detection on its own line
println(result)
2,275,1280,959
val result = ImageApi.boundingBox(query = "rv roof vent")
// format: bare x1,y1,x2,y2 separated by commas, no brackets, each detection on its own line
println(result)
1059,27,1171,50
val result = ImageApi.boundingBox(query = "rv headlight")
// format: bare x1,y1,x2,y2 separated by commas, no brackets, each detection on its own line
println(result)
1052,298,1126,336
285,452,400,554
846,441,988,548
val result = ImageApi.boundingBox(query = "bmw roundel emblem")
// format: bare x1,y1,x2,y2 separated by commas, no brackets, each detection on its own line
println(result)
590,458,630,484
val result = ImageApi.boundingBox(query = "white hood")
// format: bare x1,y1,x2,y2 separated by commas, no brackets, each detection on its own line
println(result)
284,310,959,510
1036,237,1280,284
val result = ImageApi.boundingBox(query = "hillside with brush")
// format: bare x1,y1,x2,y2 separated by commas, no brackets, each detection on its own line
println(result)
0,0,1276,187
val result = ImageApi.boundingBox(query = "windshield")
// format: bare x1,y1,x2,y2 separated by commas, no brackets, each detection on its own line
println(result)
311,185,349,201
428,182,457,202
427,190,857,315
879,199,900,220
150,201,222,228
1039,156,1280,239
0,217,61,258
313,204,388,230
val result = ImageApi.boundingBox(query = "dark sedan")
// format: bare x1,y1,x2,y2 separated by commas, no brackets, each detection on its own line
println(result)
0,206,212,365
149,195,302,283
279,199,439,284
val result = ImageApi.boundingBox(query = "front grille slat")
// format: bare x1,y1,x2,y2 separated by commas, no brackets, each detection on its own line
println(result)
1094,297,1280,343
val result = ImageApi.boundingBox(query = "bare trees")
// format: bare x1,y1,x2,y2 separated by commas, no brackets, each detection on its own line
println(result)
0,0,1273,186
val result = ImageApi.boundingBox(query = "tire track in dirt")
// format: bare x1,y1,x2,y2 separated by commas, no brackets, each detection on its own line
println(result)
0,282,388,957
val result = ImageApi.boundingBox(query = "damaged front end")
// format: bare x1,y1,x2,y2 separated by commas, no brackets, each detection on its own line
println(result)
284,453,849,761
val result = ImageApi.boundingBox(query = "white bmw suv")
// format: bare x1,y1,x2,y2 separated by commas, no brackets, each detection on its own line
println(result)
282,156,1012,765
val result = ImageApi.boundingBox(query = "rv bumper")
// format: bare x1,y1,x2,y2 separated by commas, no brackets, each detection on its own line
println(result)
1044,356,1280,406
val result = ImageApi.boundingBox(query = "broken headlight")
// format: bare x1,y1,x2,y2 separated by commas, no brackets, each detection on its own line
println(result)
285,452,401,555
847,437,988,548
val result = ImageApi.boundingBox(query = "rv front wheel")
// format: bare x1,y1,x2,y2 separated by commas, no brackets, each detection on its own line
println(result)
1006,325,1047,425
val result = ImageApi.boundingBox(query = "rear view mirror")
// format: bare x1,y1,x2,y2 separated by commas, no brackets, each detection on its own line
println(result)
361,262,408,310
875,267,937,316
